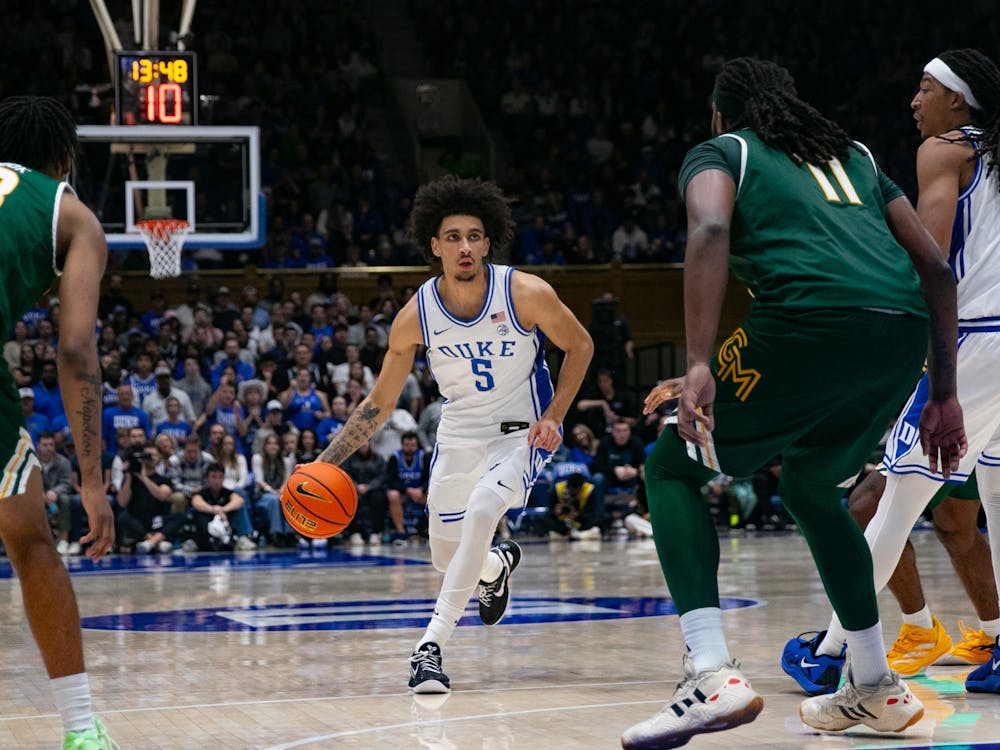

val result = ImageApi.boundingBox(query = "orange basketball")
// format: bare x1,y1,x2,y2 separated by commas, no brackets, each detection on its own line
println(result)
280,463,358,539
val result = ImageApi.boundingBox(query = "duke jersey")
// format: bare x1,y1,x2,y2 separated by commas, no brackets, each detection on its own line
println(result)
394,448,424,488
949,128,1000,327
416,264,553,443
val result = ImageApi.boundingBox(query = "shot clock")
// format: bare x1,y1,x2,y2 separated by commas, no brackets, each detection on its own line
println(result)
113,51,198,125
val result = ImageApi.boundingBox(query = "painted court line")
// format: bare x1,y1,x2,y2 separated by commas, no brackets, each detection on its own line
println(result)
260,698,667,750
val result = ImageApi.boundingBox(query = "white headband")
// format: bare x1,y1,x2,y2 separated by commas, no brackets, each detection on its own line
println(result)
924,57,981,111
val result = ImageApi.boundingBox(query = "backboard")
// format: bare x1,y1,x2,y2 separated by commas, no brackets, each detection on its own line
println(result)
74,125,263,250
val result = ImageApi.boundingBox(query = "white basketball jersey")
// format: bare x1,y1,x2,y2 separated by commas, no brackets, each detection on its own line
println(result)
950,128,1000,327
416,264,553,442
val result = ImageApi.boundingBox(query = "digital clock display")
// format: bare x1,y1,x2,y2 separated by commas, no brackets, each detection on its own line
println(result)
113,51,198,125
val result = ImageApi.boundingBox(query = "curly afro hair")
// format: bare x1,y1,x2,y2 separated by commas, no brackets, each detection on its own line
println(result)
408,175,515,262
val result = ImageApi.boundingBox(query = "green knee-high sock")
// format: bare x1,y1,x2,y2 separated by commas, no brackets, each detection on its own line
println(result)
782,484,879,631
648,475,721,614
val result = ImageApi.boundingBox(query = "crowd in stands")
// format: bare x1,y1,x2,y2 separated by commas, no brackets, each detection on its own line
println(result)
14,2,999,276
8,273,792,556
9,1,977,553
414,0,1000,266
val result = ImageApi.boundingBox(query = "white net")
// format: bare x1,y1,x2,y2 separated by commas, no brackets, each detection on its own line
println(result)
136,219,190,279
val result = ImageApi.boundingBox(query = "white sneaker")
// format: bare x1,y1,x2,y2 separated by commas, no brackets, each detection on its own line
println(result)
570,526,602,541
799,665,923,733
312,537,328,550
136,539,155,554
368,533,382,546
156,540,173,554
66,541,82,556
234,535,257,551
621,656,763,749
56,539,70,555
180,539,199,553
625,513,654,538
349,532,364,546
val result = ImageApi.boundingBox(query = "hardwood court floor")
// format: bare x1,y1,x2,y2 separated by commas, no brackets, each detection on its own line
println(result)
0,530,998,749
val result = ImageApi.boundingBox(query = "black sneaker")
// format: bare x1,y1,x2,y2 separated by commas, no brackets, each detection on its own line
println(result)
408,642,451,693
478,540,521,626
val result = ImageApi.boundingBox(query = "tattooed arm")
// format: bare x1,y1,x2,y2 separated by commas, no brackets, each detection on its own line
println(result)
56,193,115,560
316,297,423,466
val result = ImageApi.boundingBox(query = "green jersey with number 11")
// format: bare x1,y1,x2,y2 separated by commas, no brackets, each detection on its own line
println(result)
678,130,927,318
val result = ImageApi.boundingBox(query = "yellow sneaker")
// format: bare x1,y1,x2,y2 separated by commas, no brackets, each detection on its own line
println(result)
949,620,995,665
887,617,952,677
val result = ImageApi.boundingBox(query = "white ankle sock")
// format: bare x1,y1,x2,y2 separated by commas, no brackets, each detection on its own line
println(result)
901,605,934,630
50,673,94,734
679,607,730,673
417,601,464,651
845,622,890,687
479,548,503,583
980,617,1000,639
817,618,847,657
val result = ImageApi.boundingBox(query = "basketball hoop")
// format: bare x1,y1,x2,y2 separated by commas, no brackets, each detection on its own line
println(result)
136,219,189,279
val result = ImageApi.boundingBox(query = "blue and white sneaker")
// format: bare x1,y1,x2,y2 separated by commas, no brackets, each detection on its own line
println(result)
965,635,1000,693
781,630,845,696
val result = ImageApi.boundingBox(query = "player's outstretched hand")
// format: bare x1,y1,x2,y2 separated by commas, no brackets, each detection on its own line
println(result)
643,376,685,415
528,417,562,452
677,363,715,447
919,395,967,479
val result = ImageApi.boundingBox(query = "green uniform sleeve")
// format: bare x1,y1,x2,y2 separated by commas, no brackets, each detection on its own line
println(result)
678,137,743,201
878,168,905,204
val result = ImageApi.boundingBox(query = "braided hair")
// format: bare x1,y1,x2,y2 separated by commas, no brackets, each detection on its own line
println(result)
0,96,78,175
408,175,515,262
937,49,1000,187
713,58,856,165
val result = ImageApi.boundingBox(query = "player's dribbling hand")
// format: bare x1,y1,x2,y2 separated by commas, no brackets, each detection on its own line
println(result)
643,376,685,414
677,363,715,447
919,395,967,479
528,417,562,452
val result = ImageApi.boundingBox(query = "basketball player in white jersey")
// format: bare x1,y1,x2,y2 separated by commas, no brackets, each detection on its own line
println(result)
802,49,1000,697
316,176,593,692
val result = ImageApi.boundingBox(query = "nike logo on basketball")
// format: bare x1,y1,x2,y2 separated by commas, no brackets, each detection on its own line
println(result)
433,327,450,335
296,482,330,503
799,657,820,669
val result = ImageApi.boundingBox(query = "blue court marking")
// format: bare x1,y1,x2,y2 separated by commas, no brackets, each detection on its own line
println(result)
79,595,761,633
0,549,428,579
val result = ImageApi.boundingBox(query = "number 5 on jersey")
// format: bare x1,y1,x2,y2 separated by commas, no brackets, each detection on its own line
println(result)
471,358,494,391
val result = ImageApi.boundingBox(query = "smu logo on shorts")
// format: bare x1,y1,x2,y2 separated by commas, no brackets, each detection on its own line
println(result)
717,328,761,401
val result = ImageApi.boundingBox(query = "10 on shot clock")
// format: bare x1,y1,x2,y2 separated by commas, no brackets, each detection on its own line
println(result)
114,51,198,125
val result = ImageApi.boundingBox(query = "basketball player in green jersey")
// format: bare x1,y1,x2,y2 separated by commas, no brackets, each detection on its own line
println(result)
621,58,965,749
0,97,118,749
